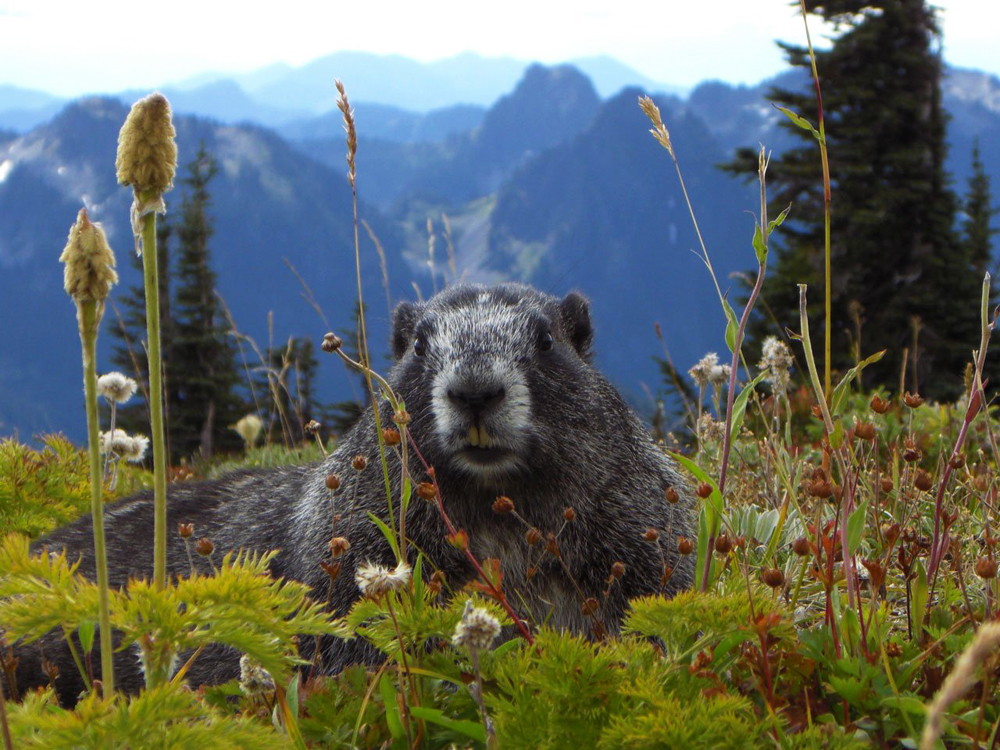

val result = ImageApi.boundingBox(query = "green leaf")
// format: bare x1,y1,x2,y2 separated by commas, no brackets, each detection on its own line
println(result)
829,674,866,705
78,620,96,653
912,560,928,638
881,695,927,716
752,223,767,265
831,350,887,415
285,674,300,723
776,105,821,140
730,371,767,443
379,673,406,740
830,417,845,450
410,706,487,743
847,499,869,556
724,300,739,352
367,512,401,563
767,204,791,236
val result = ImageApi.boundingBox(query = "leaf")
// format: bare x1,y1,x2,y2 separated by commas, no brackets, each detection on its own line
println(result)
775,105,821,140
912,560,928,638
829,674,866,705
78,620,96,653
881,695,927,716
831,350,887,415
830,417,845,451
847,499,869,557
724,299,739,352
410,706,487,743
730,371,767,443
379,673,406,740
768,204,792,236
367,512,401,563
752,223,767,265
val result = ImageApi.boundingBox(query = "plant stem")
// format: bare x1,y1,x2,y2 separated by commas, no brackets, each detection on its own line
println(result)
140,202,168,591
797,0,833,401
0,675,12,750
79,300,115,695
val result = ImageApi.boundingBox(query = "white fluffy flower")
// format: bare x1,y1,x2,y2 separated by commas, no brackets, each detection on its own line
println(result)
688,352,719,389
452,600,501,650
97,372,138,404
355,561,412,597
758,336,794,393
239,655,274,696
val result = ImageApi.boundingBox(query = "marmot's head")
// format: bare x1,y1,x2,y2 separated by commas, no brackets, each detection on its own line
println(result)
389,284,594,485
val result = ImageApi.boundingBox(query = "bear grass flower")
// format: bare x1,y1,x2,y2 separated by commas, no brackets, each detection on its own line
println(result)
232,414,264,448
116,92,177,199
59,208,118,306
97,372,138,404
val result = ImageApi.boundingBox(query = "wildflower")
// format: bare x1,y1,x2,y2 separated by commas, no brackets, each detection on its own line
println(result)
116,92,177,198
232,414,263,447
239,655,274,696
709,362,732,388
688,352,718,389
355,561,412,597
352,454,367,471
696,413,726,442
452,600,501,650
60,208,118,305
493,495,514,514
122,434,149,463
758,336,793,393
99,428,129,455
97,372,137,404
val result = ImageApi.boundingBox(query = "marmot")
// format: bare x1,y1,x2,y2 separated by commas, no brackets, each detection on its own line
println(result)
12,283,694,704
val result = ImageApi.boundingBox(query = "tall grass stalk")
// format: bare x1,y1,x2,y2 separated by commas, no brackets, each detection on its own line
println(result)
797,0,833,400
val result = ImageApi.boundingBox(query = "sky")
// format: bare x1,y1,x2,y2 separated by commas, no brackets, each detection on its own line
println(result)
0,0,997,98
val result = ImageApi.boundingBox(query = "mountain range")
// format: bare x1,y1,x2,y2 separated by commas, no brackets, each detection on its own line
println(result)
2,53,999,444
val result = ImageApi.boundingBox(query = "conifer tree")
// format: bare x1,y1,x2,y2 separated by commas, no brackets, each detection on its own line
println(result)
726,0,981,399
169,145,244,460
962,140,998,276
255,337,331,446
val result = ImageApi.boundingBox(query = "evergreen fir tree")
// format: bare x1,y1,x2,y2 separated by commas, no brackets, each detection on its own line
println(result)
725,0,981,399
962,139,998,276
169,145,245,460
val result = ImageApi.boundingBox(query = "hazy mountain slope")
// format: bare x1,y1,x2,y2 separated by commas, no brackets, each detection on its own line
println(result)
0,98,408,442
484,88,758,404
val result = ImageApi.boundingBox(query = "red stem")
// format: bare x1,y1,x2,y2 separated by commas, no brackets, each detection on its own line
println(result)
407,434,534,644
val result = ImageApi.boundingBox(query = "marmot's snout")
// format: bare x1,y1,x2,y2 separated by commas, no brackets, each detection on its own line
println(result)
446,383,507,420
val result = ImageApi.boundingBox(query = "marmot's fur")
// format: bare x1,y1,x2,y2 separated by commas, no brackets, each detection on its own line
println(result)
14,283,694,704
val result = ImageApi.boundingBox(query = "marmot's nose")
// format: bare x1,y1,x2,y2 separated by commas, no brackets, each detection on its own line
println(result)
447,386,506,419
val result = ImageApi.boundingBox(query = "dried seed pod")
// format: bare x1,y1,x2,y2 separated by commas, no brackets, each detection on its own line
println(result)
416,482,437,501
525,528,542,546
854,421,877,441
196,538,214,556
643,528,660,542
352,454,367,471
677,537,694,555
493,495,514,514
177,522,194,539
581,597,599,616
913,469,933,492
382,428,401,446
870,394,890,414
762,568,785,589
563,507,577,522
329,537,351,557
880,476,895,493
325,474,342,491
321,332,342,353
610,561,626,579
792,536,811,556
715,534,733,555
903,391,925,408
665,487,680,504
697,483,713,499
975,557,998,579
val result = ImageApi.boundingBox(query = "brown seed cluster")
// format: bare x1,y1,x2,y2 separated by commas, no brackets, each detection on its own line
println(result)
321,332,343,353
493,495,514,514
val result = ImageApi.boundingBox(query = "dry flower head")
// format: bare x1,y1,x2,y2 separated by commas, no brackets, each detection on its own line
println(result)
115,93,177,197
60,208,118,304
451,600,501,650
97,372,138,404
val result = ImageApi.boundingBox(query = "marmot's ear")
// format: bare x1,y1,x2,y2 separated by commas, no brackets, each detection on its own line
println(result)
391,300,422,360
559,292,593,359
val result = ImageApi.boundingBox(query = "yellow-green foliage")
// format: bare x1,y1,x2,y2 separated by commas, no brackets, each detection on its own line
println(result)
0,537,337,688
206,440,332,478
9,683,290,749
0,434,150,539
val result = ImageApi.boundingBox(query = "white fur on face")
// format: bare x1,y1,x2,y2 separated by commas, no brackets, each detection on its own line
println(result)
427,298,536,480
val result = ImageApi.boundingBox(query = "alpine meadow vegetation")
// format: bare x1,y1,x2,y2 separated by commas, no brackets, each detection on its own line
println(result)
2,2,1000,748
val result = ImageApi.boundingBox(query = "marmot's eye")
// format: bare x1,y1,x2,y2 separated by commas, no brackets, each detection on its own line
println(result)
413,336,427,357
539,331,554,352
